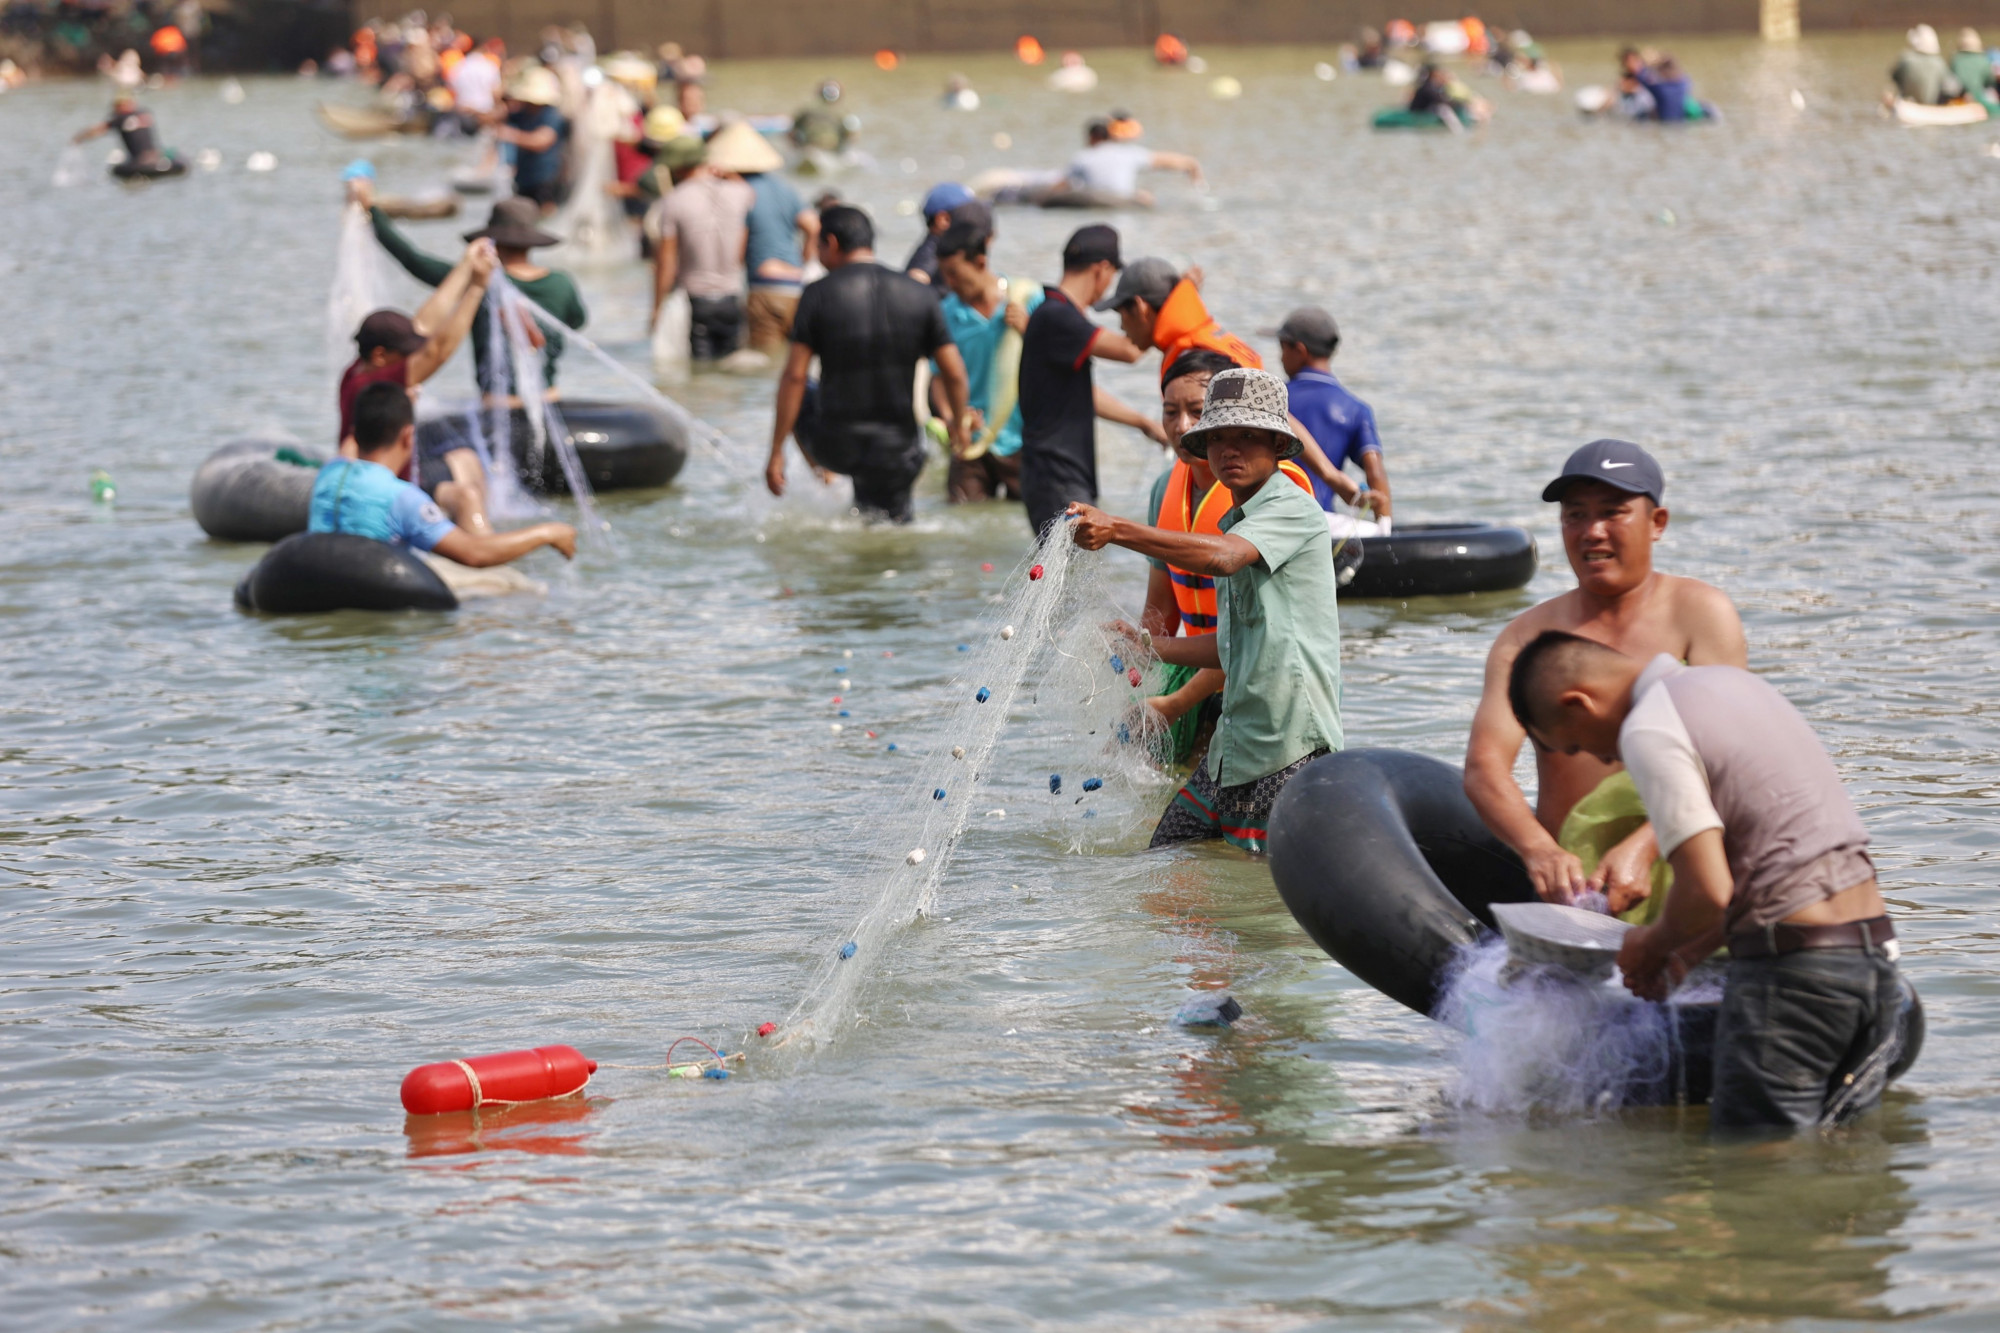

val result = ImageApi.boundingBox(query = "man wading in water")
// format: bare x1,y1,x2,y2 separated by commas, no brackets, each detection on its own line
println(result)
768,205,972,522
1465,440,1745,918
1509,632,1910,1133
1016,224,1168,535
1069,368,1343,853
73,92,171,171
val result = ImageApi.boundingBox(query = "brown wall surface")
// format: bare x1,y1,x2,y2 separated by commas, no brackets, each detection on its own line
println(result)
354,0,2000,58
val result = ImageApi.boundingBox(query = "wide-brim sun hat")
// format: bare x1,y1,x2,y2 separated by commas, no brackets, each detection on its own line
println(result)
600,51,657,91
1180,367,1302,460
642,104,687,144
464,196,563,249
703,119,784,174
507,64,561,106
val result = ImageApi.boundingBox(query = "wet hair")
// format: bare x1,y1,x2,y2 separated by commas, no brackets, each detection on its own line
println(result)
936,219,990,261
1506,630,1625,734
1162,348,1239,389
819,204,874,254
353,381,415,453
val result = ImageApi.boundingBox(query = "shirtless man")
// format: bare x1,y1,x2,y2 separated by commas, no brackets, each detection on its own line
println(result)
1464,439,1746,911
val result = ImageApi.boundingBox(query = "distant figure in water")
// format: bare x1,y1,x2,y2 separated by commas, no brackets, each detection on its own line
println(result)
1408,63,1491,124
1891,25,1958,105
312,383,575,568
73,93,166,170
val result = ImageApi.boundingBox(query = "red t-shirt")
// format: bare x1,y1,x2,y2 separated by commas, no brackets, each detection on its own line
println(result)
338,357,414,478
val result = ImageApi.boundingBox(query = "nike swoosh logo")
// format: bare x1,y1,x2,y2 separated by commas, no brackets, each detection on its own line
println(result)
1601,461,1633,469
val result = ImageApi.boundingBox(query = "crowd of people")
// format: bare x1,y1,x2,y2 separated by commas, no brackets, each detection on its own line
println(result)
261,21,1914,1135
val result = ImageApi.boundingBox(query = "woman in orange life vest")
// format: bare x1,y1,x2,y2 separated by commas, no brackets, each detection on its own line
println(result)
1101,258,1366,510
1138,351,1315,766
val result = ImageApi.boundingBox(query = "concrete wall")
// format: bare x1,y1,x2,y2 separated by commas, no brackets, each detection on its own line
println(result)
354,0,2000,59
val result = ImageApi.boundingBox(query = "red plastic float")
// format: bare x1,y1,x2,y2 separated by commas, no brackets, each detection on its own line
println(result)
1029,564,1044,581
401,1044,597,1115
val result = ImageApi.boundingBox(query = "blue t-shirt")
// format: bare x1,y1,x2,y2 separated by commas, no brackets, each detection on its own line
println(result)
745,172,805,287
1286,368,1382,511
937,280,1045,457
309,458,456,551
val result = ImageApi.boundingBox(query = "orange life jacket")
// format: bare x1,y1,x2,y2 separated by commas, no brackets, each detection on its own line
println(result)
1152,279,1261,384
1158,459,1313,633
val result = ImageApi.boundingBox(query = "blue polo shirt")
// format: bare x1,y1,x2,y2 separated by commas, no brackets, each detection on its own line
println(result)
1285,368,1381,511
938,280,1045,457
309,458,457,551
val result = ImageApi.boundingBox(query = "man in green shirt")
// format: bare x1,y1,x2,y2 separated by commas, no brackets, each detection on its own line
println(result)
1069,367,1343,853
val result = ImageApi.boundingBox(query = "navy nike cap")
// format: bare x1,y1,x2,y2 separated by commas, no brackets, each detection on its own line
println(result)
1542,439,1665,506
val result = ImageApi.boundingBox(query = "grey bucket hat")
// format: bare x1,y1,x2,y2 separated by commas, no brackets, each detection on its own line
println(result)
1181,367,1302,460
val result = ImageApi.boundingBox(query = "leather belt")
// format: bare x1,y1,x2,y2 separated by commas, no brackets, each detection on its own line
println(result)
1727,916,1895,959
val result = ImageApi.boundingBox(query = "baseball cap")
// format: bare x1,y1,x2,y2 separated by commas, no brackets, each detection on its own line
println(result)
1541,439,1666,505
921,182,976,218
1272,306,1339,357
1061,223,1121,271
355,309,427,357
1094,255,1178,311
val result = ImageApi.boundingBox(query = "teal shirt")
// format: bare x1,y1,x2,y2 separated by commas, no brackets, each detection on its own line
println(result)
308,458,456,551
1210,475,1343,785
936,278,1043,457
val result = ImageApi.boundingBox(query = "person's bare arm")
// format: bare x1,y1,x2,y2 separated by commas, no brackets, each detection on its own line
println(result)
1682,581,1748,667
796,208,820,256
766,340,813,497
407,246,495,385
412,242,479,336
1149,150,1204,184
1616,827,1732,1000
1152,667,1224,720
1464,620,1589,903
1360,451,1391,518
651,233,680,327
431,521,576,567
1094,386,1170,446
933,344,973,453
1069,502,1260,577
1087,330,1147,364
1140,566,1181,639
497,121,558,153
74,122,108,143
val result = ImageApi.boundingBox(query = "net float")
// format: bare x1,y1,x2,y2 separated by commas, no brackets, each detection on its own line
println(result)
1029,564,1044,580
401,1044,596,1116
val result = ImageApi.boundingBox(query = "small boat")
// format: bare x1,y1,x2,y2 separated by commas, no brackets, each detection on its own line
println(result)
376,194,459,220
1371,106,1462,131
316,101,421,139
1891,96,1990,126
1334,522,1536,600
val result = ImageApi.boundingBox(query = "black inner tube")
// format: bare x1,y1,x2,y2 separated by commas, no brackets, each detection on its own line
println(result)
1267,749,1922,1103
235,532,456,615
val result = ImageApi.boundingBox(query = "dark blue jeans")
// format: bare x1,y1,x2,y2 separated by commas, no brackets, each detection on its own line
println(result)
1712,948,1905,1134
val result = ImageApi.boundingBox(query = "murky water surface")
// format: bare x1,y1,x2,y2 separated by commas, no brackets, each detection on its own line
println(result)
5,33,2000,1329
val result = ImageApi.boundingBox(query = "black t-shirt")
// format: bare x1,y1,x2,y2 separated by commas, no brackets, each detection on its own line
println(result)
1018,286,1102,492
791,261,950,433
108,108,157,159
905,233,941,284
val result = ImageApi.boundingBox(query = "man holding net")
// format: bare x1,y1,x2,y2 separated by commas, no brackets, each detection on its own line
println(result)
1067,368,1343,853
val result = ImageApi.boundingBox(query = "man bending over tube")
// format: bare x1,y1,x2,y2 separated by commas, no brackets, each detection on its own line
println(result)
1508,631,1908,1133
